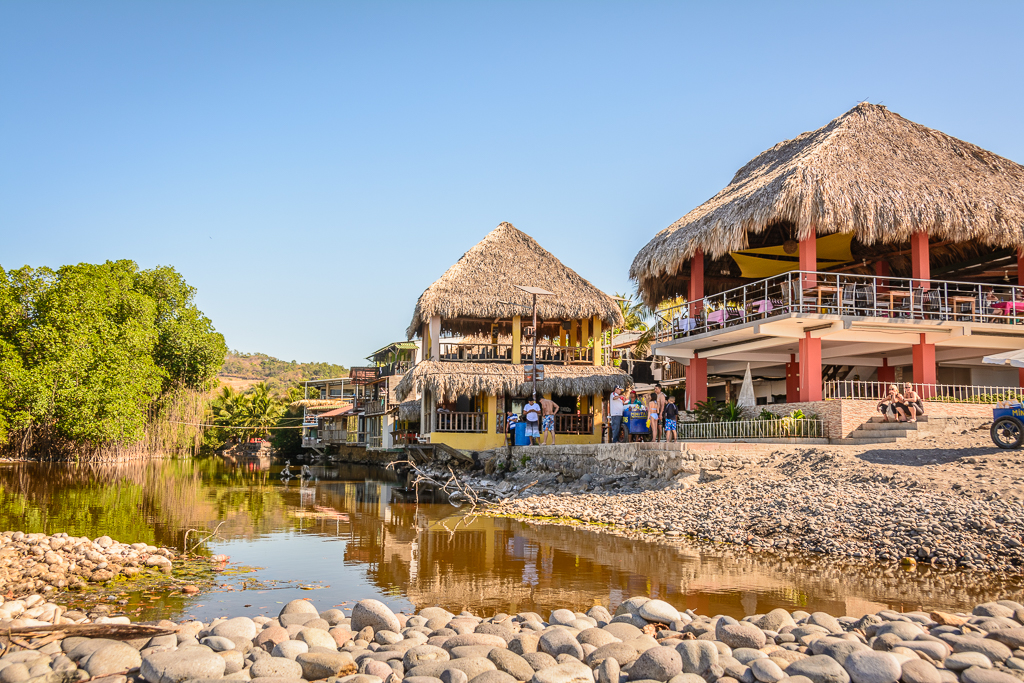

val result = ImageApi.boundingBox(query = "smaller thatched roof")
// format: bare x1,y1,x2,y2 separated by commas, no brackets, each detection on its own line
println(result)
394,361,632,402
631,103,1024,306
289,399,350,411
407,222,624,338
397,399,421,422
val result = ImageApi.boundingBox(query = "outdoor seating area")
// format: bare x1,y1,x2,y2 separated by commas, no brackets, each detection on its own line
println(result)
657,270,1024,342
437,341,594,364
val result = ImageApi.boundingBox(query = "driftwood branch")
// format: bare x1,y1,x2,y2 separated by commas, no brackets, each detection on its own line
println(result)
183,521,225,555
0,623,175,643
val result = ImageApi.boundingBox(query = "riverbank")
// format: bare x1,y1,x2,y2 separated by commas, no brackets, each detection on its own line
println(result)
4,593,1024,683
474,428,1024,573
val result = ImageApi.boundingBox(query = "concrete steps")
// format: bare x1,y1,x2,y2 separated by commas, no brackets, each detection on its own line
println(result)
838,414,950,445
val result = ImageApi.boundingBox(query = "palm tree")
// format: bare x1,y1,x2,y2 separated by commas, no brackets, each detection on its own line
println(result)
614,294,655,358
236,383,284,439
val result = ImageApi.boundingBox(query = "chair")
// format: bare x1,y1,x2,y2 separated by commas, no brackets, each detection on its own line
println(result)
840,284,857,315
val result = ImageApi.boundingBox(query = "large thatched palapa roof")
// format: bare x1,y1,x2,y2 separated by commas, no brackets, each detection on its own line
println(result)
394,361,632,402
631,103,1024,306
407,222,624,338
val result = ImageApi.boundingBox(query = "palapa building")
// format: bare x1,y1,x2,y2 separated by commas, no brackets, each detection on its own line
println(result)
632,103,1024,416
395,222,630,450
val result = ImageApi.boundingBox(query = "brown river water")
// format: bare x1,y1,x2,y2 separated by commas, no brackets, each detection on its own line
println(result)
0,457,1020,622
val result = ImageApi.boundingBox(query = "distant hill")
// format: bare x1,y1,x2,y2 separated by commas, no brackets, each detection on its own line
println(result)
218,351,348,395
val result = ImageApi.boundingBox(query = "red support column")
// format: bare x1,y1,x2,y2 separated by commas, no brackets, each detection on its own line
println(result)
786,354,800,403
688,249,704,318
912,333,937,398
686,354,707,411
874,261,890,293
877,358,895,385
798,332,822,402
911,231,930,289
1019,368,1024,389
799,233,817,289
1018,249,1024,286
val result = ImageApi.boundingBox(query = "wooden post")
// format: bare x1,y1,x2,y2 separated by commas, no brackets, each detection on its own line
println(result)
581,318,589,348
686,354,707,411
592,316,602,365
512,315,522,365
688,249,704,317
592,394,603,438
559,327,567,347
786,354,799,403
799,233,817,289
912,333,936,397
911,231,930,289
799,332,822,402
569,320,577,347
429,316,441,361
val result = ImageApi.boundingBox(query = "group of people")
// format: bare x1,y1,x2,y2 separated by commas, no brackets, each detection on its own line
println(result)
505,396,562,446
875,383,925,422
607,384,679,443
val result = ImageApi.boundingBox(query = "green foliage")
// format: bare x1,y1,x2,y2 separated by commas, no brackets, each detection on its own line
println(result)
688,398,743,423
614,294,654,358
220,352,347,396
206,382,300,447
0,261,226,457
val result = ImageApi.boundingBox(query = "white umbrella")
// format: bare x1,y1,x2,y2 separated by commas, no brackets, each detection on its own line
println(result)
737,363,756,409
982,350,1024,368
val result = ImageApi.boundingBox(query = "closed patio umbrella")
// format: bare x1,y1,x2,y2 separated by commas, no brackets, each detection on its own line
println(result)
737,363,756,409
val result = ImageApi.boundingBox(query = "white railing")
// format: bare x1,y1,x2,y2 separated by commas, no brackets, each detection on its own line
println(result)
824,381,1024,403
677,419,826,440
435,411,487,433
366,435,383,449
655,271,1024,341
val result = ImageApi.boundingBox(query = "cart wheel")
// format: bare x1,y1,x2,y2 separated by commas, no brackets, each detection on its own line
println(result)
991,417,1024,449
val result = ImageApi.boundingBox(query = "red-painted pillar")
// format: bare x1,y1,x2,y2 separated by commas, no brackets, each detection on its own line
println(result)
1018,249,1023,286
798,332,822,402
877,358,895,384
686,354,707,411
799,233,817,289
688,249,704,318
1019,368,1024,389
911,231,930,289
874,261,890,293
912,333,936,398
786,354,800,403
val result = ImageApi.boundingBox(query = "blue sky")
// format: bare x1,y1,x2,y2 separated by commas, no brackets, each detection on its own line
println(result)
3,1,1023,367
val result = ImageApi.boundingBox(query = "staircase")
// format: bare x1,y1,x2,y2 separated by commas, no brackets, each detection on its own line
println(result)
832,415,949,445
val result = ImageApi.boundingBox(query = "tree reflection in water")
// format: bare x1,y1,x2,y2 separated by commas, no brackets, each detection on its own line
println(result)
0,458,1020,621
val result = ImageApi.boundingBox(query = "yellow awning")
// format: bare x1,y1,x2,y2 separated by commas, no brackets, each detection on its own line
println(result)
730,233,853,279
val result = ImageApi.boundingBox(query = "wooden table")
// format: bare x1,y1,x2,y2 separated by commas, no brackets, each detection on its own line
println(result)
803,286,838,312
888,290,914,317
949,296,976,320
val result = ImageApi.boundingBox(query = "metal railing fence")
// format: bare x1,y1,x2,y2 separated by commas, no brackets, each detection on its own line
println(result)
824,381,1024,403
654,270,1024,342
677,419,826,440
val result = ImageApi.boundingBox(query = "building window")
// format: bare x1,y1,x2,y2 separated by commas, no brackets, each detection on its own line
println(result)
329,389,342,397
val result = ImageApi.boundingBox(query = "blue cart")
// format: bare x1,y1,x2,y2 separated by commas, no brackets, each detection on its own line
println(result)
626,405,650,438
991,401,1024,449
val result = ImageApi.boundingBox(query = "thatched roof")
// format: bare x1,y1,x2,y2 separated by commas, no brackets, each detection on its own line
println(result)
394,361,632,402
397,399,421,422
407,222,624,338
631,103,1024,306
289,399,350,410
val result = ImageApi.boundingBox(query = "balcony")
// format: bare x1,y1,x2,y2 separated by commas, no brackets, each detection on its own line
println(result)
437,342,594,365
655,271,1024,342
364,398,388,415
435,411,487,433
377,361,412,377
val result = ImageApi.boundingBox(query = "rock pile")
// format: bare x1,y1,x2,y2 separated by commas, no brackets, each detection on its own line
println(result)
0,531,177,595
5,595,1024,683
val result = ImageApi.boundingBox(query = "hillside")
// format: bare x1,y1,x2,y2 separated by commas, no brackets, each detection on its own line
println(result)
218,351,348,395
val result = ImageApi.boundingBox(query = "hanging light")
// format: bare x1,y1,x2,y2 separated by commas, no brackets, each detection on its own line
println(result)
1005,270,1011,282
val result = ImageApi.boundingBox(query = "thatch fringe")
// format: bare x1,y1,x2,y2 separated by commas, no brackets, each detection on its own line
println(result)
397,399,421,422
394,361,632,402
406,222,624,339
630,103,1024,306
289,399,349,410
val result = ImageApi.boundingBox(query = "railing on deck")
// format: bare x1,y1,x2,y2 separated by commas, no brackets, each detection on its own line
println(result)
364,398,387,415
655,271,1024,342
346,431,367,444
824,381,1024,403
555,413,594,434
319,429,346,443
435,411,487,433
366,435,383,449
677,419,826,440
392,431,419,446
437,342,594,365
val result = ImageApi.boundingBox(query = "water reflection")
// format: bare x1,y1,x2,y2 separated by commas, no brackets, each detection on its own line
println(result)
0,458,1020,622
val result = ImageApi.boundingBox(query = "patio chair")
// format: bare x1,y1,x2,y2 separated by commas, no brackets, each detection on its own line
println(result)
840,284,858,315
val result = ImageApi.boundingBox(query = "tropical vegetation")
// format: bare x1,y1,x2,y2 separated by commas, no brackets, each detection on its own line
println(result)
205,383,307,455
0,261,226,460
220,352,348,395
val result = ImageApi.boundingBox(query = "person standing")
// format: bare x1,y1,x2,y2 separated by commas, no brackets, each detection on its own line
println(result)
504,410,519,447
663,395,679,442
523,397,542,445
608,387,625,443
653,384,667,442
646,393,661,443
539,396,558,445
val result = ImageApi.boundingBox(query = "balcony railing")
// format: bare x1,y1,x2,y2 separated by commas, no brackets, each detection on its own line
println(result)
677,419,826,440
364,398,387,415
554,413,594,434
346,431,367,444
366,435,383,450
435,411,487,433
824,381,1024,403
377,361,412,377
655,271,1024,342
437,342,595,365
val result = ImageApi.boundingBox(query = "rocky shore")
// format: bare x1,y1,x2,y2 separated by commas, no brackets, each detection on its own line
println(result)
0,531,179,596
5,593,1024,683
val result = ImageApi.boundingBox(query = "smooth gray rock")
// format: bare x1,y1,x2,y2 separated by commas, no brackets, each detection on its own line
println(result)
510,634,541,656
523,653,559,672
843,650,901,683
295,651,358,679
213,617,258,641
629,647,681,682
895,641,948,661
715,623,766,650
603,624,644,642
578,629,620,648
748,659,785,683
960,667,1021,683
949,637,1012,663
200,636,236,652
140,647,227,683
587,643,641,667
731,649,766,665
406,645,452,670
280,599,320,617
441,658,497,680
588,607,613,625
638,602,680,625
272,640,309,660
298,628,337,651
945,653,992,672
900,660,940,683
469,671,516,683
987,629,1024,650
807,613,844,634
755,610,795,633
539,630,585,660
675,641,719,675
785,655,851,683
442,670,469,683
616,599,651,617
531,660,595,683
551,610,578,626
598,659,620,683
250,657,304,679
488,649,535,681
81,642,142,677
351,600,402,635
667,675,705,683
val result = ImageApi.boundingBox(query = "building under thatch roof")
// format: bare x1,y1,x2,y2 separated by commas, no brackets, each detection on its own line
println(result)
394,361,631,403
407,222,624,339
397,399,421,423
290,398,350,411
631,103,1024,306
